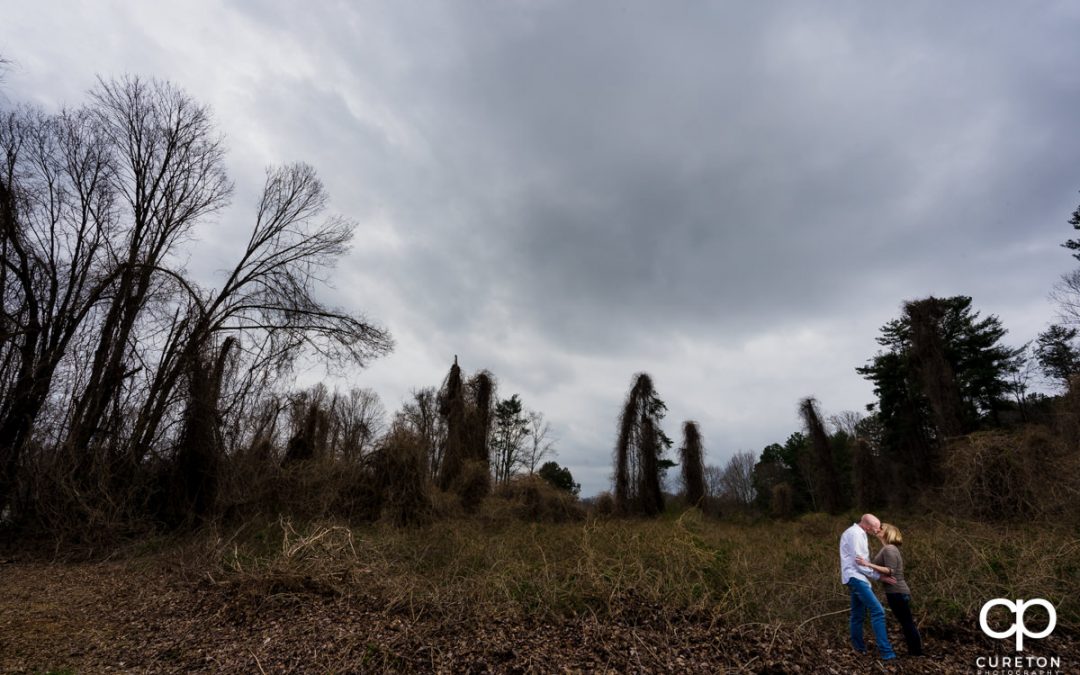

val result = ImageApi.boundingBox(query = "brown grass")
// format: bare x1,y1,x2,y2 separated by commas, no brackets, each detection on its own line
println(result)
210,511,1080,637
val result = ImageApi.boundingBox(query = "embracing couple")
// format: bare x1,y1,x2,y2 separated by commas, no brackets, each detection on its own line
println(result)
839,513,924,661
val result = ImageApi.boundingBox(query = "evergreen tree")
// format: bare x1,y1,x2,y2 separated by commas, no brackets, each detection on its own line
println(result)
857,296,1020,497
538,461,580,496
1063,195,1080,261
1035,324,1080,387
751,434,815,514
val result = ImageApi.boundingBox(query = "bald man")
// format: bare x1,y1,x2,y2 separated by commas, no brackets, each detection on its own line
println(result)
839,514,896,661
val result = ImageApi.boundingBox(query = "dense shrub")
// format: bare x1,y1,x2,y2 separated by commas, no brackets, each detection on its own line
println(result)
493,475,584,523
938,428,1080,520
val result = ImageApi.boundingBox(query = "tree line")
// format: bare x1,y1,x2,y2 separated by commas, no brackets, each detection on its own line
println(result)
744,206,1080,520
0,76,397,533
0,74,578,539
605,200,1080,521
4,67,1078,538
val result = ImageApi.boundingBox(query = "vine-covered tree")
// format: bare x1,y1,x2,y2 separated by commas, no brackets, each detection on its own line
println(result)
678,421,706,508
436,360,494,511
613,373,670,516
799,397,843,513
437,357,466,491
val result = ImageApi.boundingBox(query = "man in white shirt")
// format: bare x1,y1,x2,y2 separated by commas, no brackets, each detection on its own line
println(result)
840,514,896,661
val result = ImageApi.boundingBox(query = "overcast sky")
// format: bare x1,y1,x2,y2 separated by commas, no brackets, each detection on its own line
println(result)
4,2,1080,496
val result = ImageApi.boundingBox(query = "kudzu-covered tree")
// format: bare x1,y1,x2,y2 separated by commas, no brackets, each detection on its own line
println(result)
437,357,466,491
679,421,706,508
799,397,843,514
436,358,494,511
613,373,669,516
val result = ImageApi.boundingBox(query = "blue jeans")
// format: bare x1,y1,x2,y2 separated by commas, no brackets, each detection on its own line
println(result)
847,579,895,659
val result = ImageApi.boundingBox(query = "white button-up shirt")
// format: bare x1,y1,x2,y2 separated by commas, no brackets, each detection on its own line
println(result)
840,522,880,585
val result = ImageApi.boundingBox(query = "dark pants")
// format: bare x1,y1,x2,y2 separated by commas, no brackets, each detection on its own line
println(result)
885,593,923,656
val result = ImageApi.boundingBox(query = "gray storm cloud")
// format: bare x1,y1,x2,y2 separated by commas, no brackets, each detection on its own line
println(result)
3,0,1079,494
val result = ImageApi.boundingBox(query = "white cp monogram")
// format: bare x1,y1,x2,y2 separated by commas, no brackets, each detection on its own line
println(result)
979,598,1056,651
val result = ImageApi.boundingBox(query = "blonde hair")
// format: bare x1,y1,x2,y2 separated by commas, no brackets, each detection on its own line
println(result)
880,523,903,546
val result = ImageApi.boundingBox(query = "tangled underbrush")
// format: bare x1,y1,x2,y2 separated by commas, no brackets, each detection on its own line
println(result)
938,427,1080,520
490,475,585,523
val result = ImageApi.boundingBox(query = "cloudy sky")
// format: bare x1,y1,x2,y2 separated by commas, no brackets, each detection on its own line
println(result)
4,2,1080,495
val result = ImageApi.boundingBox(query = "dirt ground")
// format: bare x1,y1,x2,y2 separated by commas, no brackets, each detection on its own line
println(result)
1,558,1076,674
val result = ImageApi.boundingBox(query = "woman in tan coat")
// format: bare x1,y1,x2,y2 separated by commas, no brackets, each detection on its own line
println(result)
856,523,924,656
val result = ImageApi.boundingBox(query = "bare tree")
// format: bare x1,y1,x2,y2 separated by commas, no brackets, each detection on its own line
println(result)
1006,342,1038,420
65,76,233,464
703,464,724,499
127,162,392,462
523,410,556,475
0,105,119,514
2,76,392,529
828,410,864,438
490,394,529,485
395,387,445,479
719,450,756,506
332,387,385,461
1052,268,1080,328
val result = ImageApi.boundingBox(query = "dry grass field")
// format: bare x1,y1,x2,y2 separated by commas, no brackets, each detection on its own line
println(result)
2,510,1078,672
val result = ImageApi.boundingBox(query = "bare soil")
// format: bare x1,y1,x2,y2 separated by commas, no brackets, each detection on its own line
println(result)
1,558,1075,673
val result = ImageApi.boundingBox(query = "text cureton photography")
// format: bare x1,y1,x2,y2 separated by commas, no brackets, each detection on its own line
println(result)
975,654,1062,675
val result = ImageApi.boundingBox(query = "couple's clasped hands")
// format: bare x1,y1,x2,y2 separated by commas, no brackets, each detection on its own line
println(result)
856,555,897,586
